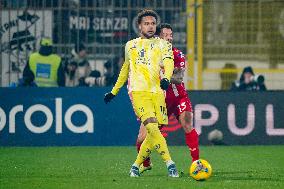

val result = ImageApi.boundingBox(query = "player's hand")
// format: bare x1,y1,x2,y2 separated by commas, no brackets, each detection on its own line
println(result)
160,78,170,90
104,92,115,104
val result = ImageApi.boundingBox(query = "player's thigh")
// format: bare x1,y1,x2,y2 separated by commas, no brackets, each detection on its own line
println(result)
166,97,176,120
179,111,193,129
153,92,168,125
129,91,141,120
177,97,193,131
132,92,156,123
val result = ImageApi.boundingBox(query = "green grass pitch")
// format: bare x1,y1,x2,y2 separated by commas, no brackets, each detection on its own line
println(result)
0,146,284,189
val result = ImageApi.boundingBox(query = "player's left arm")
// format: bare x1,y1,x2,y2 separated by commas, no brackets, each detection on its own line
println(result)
160,40,174,90
170,49,186,84
161,41,174,81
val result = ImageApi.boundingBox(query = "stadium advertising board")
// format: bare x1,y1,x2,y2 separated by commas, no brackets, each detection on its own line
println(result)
67,10,185,44
166,91,284,145
0,88,283,146
0,87,138,146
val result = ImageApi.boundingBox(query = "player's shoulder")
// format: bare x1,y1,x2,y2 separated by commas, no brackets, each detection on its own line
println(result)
172,47,186,68
156,37,171,45
173,47,185,59
154,38,172,51
127,37,140,43
173,47,184,54
125,37,140,49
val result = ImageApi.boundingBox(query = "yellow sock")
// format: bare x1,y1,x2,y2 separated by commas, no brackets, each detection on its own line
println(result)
134,133,153,166
147,123,172,162
135,122,172,165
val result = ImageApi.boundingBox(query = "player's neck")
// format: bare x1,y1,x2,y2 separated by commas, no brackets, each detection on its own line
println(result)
140,34,154,40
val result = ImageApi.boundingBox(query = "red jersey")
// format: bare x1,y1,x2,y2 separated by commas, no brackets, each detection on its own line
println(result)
166,47,187,98
165,47,192,119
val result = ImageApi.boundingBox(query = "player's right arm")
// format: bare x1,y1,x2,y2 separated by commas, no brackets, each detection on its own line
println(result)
111,59,130,95
170,48,186,84
170,68,184,84
104,43,130,104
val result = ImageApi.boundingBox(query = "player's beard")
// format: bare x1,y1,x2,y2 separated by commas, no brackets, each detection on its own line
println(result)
141,30,155,39
167,39,173,44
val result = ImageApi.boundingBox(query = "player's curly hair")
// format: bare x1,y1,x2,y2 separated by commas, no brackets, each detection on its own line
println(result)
137,9,158,24
156,23,172,35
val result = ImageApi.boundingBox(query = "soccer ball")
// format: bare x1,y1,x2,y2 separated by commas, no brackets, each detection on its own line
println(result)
208,129,223,144
189,159,212,181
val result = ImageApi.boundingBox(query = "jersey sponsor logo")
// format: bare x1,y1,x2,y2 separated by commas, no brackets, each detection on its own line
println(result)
171,84,180,97
136,49,151,66
139,49,145,57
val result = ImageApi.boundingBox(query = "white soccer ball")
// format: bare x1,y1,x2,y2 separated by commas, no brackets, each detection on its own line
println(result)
208,129,223,143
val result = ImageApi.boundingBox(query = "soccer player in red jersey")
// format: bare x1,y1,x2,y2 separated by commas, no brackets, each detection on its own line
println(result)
136,23,200,173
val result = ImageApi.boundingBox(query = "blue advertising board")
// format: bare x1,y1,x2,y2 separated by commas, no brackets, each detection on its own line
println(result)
0,88,283,146
165,91,284,145
0,87,139,146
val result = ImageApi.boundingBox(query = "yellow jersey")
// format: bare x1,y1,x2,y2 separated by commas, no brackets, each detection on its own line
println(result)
111,37,174,95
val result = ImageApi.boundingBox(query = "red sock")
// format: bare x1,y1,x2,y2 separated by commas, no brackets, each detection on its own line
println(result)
136,140,151,167
185,128,199,162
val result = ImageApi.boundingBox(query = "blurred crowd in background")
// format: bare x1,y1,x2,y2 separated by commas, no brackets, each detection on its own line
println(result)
2,0,283,90
11,40,124,88
14,38,267,91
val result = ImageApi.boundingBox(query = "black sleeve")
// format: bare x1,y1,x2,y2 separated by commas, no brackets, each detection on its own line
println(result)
57,61,66,87
23,60,35,85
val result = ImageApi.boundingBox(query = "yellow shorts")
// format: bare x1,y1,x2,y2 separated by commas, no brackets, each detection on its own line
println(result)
131,91,168,125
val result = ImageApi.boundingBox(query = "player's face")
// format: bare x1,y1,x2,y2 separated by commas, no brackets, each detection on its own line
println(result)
139,16,157,39
160,28,173,43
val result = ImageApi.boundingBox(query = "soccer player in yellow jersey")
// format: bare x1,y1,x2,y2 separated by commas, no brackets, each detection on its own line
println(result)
104,9,179,177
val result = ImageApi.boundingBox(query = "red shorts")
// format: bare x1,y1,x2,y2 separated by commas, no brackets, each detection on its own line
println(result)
165,94,193,119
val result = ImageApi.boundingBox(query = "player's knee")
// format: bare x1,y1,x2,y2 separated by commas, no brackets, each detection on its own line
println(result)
145,122,160,136
137,132,146,143
184,112,193,124
143,117,157,126
180,112,193,133
137,127,147,142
